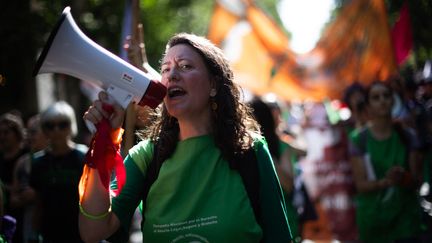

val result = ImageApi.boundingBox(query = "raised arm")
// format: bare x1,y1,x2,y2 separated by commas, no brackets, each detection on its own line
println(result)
79,91,125,242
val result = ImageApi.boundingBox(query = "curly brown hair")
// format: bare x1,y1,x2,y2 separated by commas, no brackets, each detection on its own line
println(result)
138,33,260,169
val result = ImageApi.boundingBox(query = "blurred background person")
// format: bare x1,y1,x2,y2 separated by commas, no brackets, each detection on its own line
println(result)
249,96,301,243
263,97,319,239
300,99,360,242
418,102,432,242
342,82,368,135
0,179,3,241
1,178,17,243
349,80,423,243
0,112,30,243
401,76,429,150
416,69,432,107
10,114,48,243
388,74,411,125
28,101,88,243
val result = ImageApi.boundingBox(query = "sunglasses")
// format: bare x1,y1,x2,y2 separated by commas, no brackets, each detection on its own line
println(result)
370,91,392,101
42,120,70,131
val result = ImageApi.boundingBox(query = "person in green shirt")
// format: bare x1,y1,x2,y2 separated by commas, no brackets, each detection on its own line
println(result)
249,96,301,243
79,33,292,242
349,80,423,243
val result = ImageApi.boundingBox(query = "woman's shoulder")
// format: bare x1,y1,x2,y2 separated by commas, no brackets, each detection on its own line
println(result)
249,132,271,158
129,139,154,155
349,126,369,143
74,143,89,154
250,132,265,146
70,144,89,162
127,139,155,172
32,149,47,162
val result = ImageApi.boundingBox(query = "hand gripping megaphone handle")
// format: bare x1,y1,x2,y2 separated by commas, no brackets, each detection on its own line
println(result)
84,88,119,134
83,102,126,195
85,120,98,134
85,79,166,133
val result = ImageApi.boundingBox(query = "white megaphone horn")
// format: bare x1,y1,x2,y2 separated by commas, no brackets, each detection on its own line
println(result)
33,7,166,132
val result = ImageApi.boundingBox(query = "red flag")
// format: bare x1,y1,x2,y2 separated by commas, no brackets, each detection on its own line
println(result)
83,104,125,196
391,1,413,65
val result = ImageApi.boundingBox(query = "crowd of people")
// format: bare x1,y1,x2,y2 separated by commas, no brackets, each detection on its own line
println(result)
0,32,431,243
0,101,88,243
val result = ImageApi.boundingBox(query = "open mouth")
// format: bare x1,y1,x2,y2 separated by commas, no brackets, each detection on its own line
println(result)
167,87,187,98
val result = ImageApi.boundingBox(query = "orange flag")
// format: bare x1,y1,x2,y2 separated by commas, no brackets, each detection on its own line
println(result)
310,0,398,89
207,0,398,101
207,1,329,101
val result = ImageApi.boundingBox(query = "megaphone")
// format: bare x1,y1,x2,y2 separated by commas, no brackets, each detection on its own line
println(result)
33,6,166,112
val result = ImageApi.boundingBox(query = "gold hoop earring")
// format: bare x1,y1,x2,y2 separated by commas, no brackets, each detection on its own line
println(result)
211,100,218,111
210,89,217,97
210,89,217,111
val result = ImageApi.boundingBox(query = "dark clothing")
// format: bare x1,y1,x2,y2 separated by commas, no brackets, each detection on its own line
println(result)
0,147,29,243
30,145,87,243
0,148,29,185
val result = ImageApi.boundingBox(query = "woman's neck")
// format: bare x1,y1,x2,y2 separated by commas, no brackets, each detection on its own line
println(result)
48,140,75,156
369,116,393,140
178,113,212,140
179,122,211,140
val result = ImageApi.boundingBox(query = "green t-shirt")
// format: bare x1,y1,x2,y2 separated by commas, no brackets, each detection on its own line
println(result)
350,129,422,243
111,135,291,242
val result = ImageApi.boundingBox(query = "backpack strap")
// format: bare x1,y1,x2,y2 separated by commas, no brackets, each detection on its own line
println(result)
236,147,262,226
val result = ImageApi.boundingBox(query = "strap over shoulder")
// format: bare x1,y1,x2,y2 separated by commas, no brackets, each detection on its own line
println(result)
236,145,262,226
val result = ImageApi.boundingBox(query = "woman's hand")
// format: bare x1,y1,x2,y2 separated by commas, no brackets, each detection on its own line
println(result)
83,91,125,129
124,35,145,70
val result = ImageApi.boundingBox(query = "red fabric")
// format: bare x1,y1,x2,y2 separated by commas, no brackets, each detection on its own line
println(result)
85,104,125,196
391,2,413,65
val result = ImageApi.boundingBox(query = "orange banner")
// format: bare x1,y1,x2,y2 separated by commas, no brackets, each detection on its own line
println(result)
207,0,398,101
